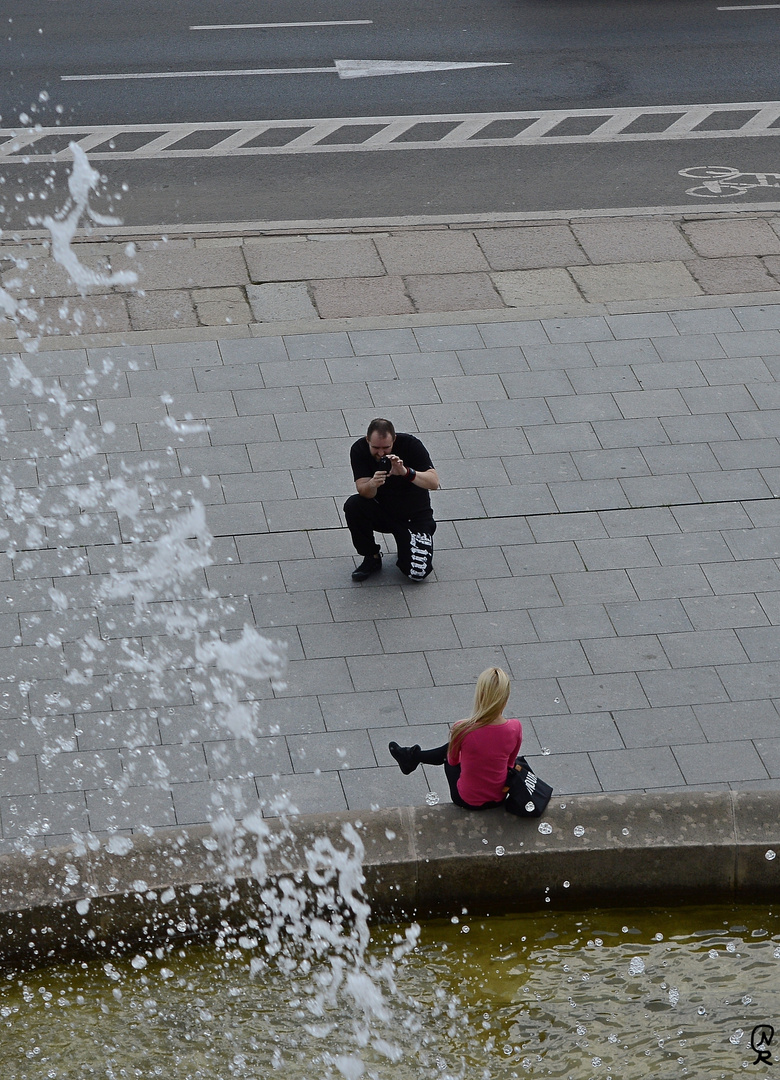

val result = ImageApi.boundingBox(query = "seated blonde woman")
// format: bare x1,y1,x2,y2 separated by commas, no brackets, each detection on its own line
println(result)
389,667,522,810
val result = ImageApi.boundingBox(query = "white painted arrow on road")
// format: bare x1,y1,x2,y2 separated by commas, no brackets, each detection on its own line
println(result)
335,60,509,79
62,59,509,82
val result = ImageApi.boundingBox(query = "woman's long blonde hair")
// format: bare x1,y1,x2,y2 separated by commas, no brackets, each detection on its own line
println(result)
448,667,511,757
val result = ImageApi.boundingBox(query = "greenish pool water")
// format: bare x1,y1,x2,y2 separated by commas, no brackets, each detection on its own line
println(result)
2,903,779,1079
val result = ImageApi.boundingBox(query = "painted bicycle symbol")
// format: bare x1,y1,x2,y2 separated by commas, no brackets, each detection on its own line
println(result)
680,165,780,198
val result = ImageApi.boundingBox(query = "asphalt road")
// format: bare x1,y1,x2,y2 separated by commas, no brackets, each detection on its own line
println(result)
4,0,780,122
4,135,779,231
2,0,779,225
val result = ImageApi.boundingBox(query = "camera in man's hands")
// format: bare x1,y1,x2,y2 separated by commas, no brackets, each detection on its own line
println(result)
378,456,393,472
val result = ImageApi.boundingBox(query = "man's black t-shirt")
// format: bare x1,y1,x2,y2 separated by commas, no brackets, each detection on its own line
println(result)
350,432,435,521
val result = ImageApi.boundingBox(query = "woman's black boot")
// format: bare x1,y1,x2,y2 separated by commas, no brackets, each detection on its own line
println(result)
389,741,421,774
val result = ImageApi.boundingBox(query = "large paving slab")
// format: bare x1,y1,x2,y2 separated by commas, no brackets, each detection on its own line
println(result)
2,295,780,850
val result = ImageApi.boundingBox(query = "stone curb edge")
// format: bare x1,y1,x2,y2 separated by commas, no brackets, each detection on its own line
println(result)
2,791,778,969
7,202,780,243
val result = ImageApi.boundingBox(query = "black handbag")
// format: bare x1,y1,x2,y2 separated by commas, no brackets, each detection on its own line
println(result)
504,756,553,817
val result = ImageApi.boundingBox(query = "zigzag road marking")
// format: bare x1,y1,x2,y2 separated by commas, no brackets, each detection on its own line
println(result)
2,101,780,162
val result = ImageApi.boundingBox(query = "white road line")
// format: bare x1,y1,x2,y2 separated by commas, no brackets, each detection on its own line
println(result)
189,21,373,29
62,60,509,82
6,102,780,160
63,67,334,81
717,4,780,8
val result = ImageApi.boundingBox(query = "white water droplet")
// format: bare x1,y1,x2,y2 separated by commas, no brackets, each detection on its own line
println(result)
131,955,147,970
765,849,776,861
563,880,570,888
573,825,585,837
538,822,552,835
628,956,645,975
105,835,134,856
334,1054,365,1080
668,987,680,1006
75,898,90,915
425,792,440,806
541,747,551,755
495,846,505,856
525,801,535,812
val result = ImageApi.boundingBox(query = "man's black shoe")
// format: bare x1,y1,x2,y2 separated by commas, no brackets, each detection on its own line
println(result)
389,741,421,774
351,553,382,581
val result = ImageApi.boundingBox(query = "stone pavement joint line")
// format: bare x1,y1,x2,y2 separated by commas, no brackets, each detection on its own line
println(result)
4,211,780,337
63,493,780,550
3,101,780,161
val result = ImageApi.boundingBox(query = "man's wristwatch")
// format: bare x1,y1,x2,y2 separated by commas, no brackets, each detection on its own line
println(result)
406,467,416,482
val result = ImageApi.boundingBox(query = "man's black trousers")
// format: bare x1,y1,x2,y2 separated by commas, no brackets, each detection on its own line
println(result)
344,494,436,580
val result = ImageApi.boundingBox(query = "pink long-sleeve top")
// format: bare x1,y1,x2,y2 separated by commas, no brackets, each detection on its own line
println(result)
447,718,523,806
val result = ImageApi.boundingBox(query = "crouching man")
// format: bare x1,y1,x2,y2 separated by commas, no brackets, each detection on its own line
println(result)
344,417,440,582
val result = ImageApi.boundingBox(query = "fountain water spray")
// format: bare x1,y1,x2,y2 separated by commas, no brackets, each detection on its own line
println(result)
2,141,137,350
0,144,470,1079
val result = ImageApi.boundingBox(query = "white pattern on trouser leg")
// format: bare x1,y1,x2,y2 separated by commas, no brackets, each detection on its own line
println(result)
407,530,433,579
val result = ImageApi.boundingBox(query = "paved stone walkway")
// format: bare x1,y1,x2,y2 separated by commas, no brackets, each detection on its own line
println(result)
5,211,780,336
3,213,780,850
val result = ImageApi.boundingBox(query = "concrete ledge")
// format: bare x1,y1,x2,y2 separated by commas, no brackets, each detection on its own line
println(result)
1,791,779,970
